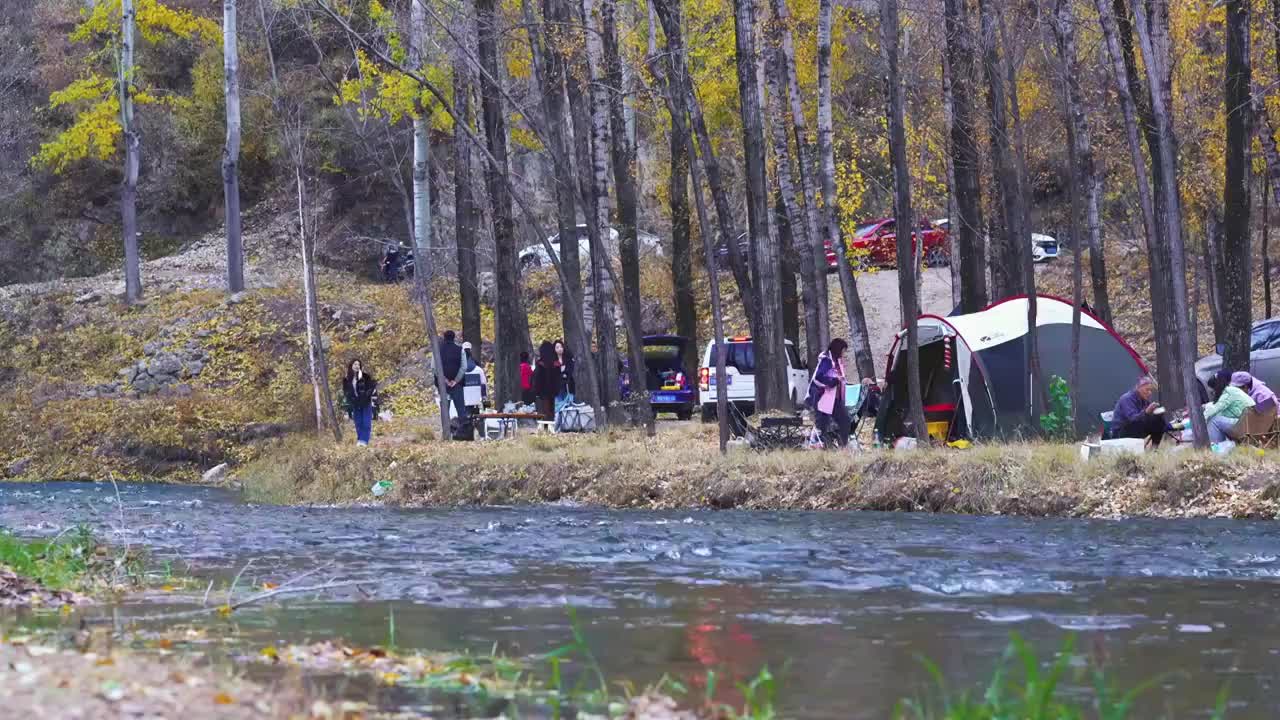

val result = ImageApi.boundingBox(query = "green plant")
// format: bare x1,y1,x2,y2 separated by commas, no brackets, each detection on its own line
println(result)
894,633,1230,720
0,527,94,590
1040,376,1073,440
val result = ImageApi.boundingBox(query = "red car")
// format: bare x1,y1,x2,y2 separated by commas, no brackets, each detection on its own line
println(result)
847,218,950,268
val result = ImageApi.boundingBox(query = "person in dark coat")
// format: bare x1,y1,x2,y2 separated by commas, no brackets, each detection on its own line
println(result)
437,330,468,425
342,359,377,446
806,339,850,448
532,341,562,420
1111,375,1171,446
553,339,576,398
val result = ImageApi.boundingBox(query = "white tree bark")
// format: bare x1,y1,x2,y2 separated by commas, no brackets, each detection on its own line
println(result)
817,0,874,379
120,0,142,303
222,0,244,293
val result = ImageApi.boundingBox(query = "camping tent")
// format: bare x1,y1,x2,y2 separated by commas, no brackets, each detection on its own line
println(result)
876,295,1148,440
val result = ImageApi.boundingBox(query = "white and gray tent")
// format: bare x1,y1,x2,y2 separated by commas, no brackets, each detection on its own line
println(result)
876,295,1149,440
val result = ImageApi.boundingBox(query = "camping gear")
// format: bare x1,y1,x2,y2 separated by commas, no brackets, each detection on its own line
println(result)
1225,404,1280,448
450,416,475,441
926,421,950,442
878,295,1147,441
556,402,596,433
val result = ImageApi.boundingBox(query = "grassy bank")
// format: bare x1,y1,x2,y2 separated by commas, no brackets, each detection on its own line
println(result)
239,422,1280,518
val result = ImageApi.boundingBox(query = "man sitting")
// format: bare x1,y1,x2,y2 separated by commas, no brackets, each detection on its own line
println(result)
1111,376,1172,447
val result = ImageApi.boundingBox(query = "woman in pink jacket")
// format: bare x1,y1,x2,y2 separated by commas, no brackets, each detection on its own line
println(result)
806,338,850,448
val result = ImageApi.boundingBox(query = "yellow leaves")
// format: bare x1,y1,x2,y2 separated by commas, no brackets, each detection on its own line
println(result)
73,0,218,45
216,604,232,617
334,50,455,132
213,692,234,705
260,646,279,662
32,94,122,173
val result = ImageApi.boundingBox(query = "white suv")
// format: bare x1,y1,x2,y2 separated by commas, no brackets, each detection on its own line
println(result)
697,338,809,422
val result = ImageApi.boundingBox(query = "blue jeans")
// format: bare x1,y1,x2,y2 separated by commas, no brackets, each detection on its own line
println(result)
353,404,373,444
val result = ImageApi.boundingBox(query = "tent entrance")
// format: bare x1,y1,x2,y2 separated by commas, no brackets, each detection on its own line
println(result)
876,335,966,441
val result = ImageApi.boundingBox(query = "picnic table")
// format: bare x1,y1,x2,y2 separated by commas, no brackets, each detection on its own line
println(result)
473,413,544,440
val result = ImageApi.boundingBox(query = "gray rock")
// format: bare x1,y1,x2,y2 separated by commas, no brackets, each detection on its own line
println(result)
132,375,157,394
74,291,100,305
118,366,138,382
361,323,377,334
321,335,332,351
84,389,98,399
143,341,163,356
174,383,193,397
183,361,204,378
194,329,213,339
201,463,230,485
6,457,31,477
226,292,247,306
150,353,183,377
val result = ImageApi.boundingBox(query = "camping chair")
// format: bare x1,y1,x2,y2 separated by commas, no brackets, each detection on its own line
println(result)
846,383,868,449
1226,401,1280,449
726,401,809,450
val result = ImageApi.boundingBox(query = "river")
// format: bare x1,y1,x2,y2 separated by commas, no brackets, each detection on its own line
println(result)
1,481,1277,718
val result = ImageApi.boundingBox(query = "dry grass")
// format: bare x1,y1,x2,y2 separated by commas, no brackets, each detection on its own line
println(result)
238,422,1280,518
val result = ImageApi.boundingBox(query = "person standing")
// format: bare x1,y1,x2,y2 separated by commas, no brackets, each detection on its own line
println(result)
806,339,850,448
438,330,468,426
554,339,575,401
519,351,536,405
533,341,562,420
343,359,377,446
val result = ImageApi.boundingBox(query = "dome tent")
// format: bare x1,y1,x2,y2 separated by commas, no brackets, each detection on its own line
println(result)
876,295,1148,440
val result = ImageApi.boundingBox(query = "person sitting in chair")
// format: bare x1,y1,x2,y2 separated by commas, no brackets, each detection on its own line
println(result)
1178,371,1255,443
1111,376,1172,447
1236,371,1276,413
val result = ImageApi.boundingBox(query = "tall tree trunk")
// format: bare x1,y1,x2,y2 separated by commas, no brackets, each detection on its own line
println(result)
881,0,926,440
1267,173,1273,319
1051,0,1085,432
453,63,483,350
410,0,452,439
297,169,342,441
776,192,802,345
1132,0,1207,446
579,0,620,412
646,11,728,447
977,0,1019,301
768,0,828,359
1221,0,1252,371
733,0,787,410
477,0,531,406
120,0,142,304
942,43,962,309
817,0,874,378
669,113,699,373
943,0,987,313
1098,0,1177,402
765,48,820,365
602,0,654,433
650,0,758,336
222,0,244,294
528,0,590,404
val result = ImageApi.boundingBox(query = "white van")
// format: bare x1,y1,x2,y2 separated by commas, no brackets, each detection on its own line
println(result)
697,337,809,422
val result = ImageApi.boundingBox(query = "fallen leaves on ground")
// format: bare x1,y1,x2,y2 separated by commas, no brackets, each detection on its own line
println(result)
0,568,87,607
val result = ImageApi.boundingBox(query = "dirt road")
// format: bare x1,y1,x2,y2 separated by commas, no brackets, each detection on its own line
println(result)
828,267,954,374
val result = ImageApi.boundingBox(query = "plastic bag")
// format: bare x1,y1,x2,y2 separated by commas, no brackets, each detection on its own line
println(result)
371,480,393,497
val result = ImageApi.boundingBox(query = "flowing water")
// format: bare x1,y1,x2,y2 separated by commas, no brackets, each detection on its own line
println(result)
2,481,1279,718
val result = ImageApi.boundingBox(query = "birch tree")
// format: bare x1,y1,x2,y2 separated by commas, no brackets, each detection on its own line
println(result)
222,0,245,294
1131,0,1208,446
733,0,788,410
881,0,926,440
817,0,875,379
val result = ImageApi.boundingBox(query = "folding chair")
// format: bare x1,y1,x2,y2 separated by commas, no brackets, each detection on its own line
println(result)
1228,402,1280,449
846,383,867,450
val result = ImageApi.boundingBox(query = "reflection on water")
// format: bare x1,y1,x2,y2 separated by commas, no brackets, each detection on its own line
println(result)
1,481,1278,718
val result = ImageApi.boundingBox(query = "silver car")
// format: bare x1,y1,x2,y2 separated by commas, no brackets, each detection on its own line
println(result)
1195,319,1280,393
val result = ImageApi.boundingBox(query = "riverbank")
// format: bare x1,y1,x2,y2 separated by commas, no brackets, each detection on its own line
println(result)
239,423,1280,519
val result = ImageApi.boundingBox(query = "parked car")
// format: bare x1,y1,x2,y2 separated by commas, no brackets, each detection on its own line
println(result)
697,337,809,422
1195,318,1280,395
620,335,699,420
519,225,663,271
933,219,1060,263
849,218,950,268
716,232,840,272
